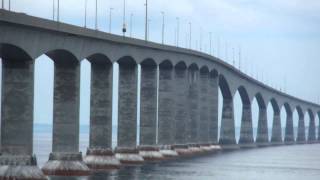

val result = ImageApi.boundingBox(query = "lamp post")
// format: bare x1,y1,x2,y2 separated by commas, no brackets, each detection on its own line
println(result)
209,32,212,55
189,22,191,49
145,0,148,41
122,0,127,37
130,13,133,37
52,0,55,20
57,0,60,22
161,11,165,44
84,0,87,27
8,0,10,11
109,8,113,33
200,28,202,51
176,17,179,47
1,0,4,9
95,0,98,30
147,19,151,40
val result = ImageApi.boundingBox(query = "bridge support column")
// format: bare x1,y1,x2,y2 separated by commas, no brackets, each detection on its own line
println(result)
158,62,178,158
219,98,237,149
84,61,120,169
239,104,255,148
115,60,143,164
187,67,202,154
0,58,45,179
173,64,191,156
42,61,89,176
284,112,294,144
308,115,316,143
296,115,306,143
256,107,269,146
139,62,163,161
271,111,283,145
208,71,219,146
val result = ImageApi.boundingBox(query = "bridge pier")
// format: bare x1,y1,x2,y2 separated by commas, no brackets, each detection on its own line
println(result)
158,62,178,158
208,71,219,146
0,58,45,179
296,114,306,143
284,111,294,144
308,114,316,143
219,98,237,149
271,111,283,145
239,104,255,148
139,61,163,161
115,59,143,164
256,107,269,146
84,59,120,169
42,59,89,176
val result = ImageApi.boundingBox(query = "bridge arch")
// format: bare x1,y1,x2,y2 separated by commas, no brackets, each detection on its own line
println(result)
140,58,157,67
86,53,112,65
295,106,305,142
0,43,32,61
159,60,173,69
117,56,137,67
269,98,282,143
218,75,232,100
254,93,269,143
282,103,294,143
306,109,316,142
44,49,79,65
174,61,187,69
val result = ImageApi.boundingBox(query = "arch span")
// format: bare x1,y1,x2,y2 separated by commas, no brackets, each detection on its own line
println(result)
270,98,282,144
0,43,32,61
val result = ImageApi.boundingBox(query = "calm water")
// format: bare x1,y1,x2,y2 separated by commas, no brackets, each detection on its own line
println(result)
33,125,320,180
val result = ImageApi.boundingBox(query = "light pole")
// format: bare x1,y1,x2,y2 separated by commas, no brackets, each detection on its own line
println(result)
57,0,60,22
84,0,87,27
109,8,113,33
130,13,133,37
217,37,220,58
8,0,10,11
147,19,151,40
1,0,4,9
95,0,98,30
189,22,191,49
176,17,179,47
209,32,212,55
145,0,148,41
225,42,228,62
161,12,165,44
200,28,202,51
238,46,241,70
52,0,55,20
122,0,127,37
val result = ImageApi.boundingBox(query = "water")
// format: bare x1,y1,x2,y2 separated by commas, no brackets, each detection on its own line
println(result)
33,125,320,179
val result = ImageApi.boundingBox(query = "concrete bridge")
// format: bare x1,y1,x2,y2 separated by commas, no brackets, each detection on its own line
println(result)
0,9,319,179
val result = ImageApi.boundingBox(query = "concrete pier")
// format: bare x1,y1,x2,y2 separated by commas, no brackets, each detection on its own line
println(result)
42,56,90,176
284,110,294,144
187,65,200,145
239,104,254,147
256,108,269,145
158,61,177,157
208,71,219,144
271,111,282,145
0,56,45,179
139,60,163,161
84,57,120,169
219,98,237,146
199,68,210,145
296,113,306,143
308,112,316,143
115,57,143,164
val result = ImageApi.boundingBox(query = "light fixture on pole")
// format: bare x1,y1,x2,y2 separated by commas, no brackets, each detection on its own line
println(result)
57,0,60,22
130,13,133,37
176,17,180,47
122,0,127,37
161,11,165,44
145,0,148,41
52,0,55,20
109,8,113,33
84,0,87,27
209,32,212,55
95,0,98,30
147,19,151,40
189,22,191,49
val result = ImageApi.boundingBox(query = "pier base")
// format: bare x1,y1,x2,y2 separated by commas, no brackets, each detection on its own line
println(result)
115,148,144,165
172,145,193,156
159,146,179,158
0,155,46,180
42,152,90,176
138,146,164,161
84,148,120,170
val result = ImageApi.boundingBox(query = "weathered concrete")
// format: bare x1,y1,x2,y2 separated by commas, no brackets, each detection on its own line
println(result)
85,59,120,169
239,104,254,146
158,61,175,146
271,112,282,144
0,57,45,179
43,59,89,176
208,71,219,144
296,114,306,143
174,64,188,145
219,98,237,145
187,65,200,144
140,60,157,146
284,111,294,143
308,114,316,143
199,68,210,144
256,108,269,145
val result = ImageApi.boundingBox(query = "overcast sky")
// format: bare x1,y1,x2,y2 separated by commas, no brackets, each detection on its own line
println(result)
3,0,320,128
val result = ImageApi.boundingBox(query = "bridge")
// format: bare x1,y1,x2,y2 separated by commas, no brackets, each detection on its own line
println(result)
0,9,319,179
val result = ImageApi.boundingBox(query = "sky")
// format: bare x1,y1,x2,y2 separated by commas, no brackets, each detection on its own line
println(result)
1,0,320,133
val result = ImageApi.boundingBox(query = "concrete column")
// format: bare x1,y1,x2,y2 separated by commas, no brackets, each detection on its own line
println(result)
84,61,120,169
239,104,254,146
296,115,306,143
284,112,294,143
208,71,219,144
199,69,209,144
271,111,282,144
187,67,200,145
0,58,45,179
308,115,316,142
219,98,236,145
42,60,90,176
158,64,175,146
174,66,188,145
115,60,143,164
256,108,269,145
139,63,157,147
